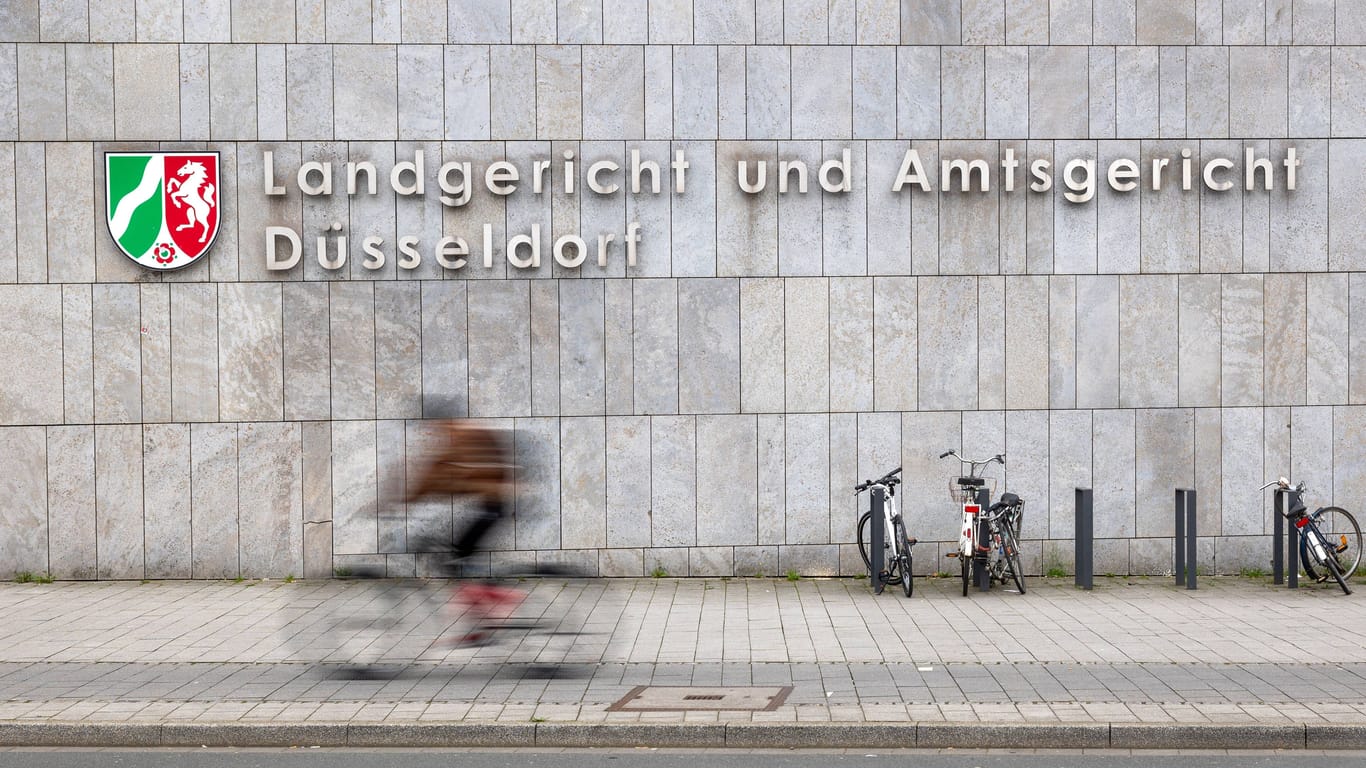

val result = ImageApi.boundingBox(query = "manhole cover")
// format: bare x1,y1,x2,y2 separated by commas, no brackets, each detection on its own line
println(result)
607,685,793,712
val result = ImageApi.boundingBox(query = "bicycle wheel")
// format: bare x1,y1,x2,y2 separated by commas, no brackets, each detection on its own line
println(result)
893,517,913,598
960,551,970,596
1001,521,1026,594
1308,507,1362,581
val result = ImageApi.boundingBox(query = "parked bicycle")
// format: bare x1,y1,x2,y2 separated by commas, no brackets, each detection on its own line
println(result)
940,450,1025,596
855,466,916,597
1261,477,1361,595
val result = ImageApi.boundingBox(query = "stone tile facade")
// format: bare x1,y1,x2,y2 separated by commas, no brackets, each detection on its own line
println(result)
0,2,1364,578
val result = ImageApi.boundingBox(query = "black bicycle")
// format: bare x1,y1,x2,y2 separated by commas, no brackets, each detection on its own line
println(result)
855,466,916,597
1262,477,1361,595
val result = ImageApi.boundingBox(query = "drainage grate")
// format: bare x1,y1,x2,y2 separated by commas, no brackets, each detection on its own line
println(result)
607,686,793,712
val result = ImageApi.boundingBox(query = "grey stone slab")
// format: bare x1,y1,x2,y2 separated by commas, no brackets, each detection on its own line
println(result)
643,46,672,139
191,423,239,579
918,277,978,411
604,279,632,415
530,281,559,414
1241,139,1270,272
560,417,606,549
1158,46,1186,138
1049,0,1093,44
1291,407,1334,510
0,143,12,280
606,416,650,548
692,0,753,42
784,414,829,545
114,45,179,139
1197,140,1242,273
1177,274,1221,408
10,145,48,282
1053,140,1097,273
1136,0,1195,43
1089,47,1116,139
1095,140,1140,273
1003,276,1048,409
1029,47,1087,138
795,48,852,139
237,141,300,281
1330,139,1366,271
0,426,45,578
647,0,692,43
57,286,92,424
938,140,999,274
92,284,142,424
853,47,895,138
734,544,777,576
687,546,733,576
230,0,294,41
1004,408,1048,539
66,44,114,140
1306,273,1348,406
93,423,142,579
910,140,941,273
1270,139,1327,272
17,44,64,140
1184,47,1228,138
1075,275,1118,409
0,1,38,41
1115,47,1158,139
238,422,302,578
334,46,397,139
599,547,643,576
743,47,788,140
536,46,581,139
697,415,757,546
866,141,911,274
1289,47,1330,137
439,45,489,138
901,410,961,542
1139,141,1199,273
1223,0,1264,43
387,45,438,139
669,140,716,275
897,47,940,139
140,284,172,423
673,46,717,139
1113,724,1302,751
829,278,873,412
985,47,1028,139
1025,140,1052,273
650,415,695,547
1332,48,1366,137
301,422,333,529
583,46,643,140
88,0,132,40
1048,410,1091,538
418,281,467,418
0,286,62,425
44,142,95,283
142,424,191,579
185,0,230,41
739,278,784,413
784,278,829,412
1006,0,1048,44
999,141,1027,273
578,141,629,278
756,415,785,545
828,411,857,548
783,0,828,43
1135,408,1194,537
1221,274,1263,407
512,0,556,42
449,0,510,41
374,283,421,419
332,420,378,556
903,0,961,43
1119,275,1178,408
604,0,648,43
1334,407,1366,527
209,45,257,140
1194,407,1222,533
977,277,1004,409
281,283,329,422
778,544,838,575
678,278,739,414
325,0,370,41
286,46,333,139
1264,272,1306,407
941,47,984,139
169,284,218,423
1220,407,1263,536
774,140,821,275
46,426,94,580
218,283,284,422
468,280,531,417
633,279,678,414
1048,276,1076,409
325,282,376,416
1230,48,1287,138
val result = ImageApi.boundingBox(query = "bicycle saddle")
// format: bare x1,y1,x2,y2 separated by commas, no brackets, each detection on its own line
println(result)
999,492,1020,505
956,477,985,487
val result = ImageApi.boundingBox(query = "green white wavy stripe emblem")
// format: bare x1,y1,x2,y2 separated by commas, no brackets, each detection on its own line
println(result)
106,154,165,261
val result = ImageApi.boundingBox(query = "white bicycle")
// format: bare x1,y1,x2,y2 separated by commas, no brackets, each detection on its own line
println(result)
855,466,916,597
940,450,1024,596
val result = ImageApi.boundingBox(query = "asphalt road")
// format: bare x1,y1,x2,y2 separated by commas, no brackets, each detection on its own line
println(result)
0,750,1362,768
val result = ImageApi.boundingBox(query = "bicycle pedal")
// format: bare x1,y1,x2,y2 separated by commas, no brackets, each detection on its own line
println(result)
945,552,959,558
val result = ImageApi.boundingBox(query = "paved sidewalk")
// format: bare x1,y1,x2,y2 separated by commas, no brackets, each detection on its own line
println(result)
2,576,1365,748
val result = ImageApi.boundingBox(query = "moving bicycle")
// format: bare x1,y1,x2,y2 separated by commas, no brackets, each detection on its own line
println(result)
855,466,917,597
940,450,1026,596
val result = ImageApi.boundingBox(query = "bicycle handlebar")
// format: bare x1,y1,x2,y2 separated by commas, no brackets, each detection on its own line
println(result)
854,466,903,494
939,450,1006,474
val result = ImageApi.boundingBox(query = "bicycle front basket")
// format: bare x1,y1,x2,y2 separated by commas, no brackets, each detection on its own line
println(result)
948,477,995,504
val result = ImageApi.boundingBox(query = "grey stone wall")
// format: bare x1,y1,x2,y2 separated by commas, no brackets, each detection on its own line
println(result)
1,1,1365,579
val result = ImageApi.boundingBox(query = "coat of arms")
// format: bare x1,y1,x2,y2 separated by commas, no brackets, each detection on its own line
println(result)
105,152,221,270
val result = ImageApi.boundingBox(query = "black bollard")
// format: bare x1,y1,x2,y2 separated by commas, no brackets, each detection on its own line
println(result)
870,486,885,594
1184,489,1197,590
1287,490,1300,589
1075,488,1094,590
1174,489,1187,586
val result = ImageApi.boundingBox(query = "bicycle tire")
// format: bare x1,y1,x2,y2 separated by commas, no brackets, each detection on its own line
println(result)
894,517,913,598
960,552,970,597
1322,544,1354,595
857,510,873,573
1001,521,1026,594
1302,507,1362,582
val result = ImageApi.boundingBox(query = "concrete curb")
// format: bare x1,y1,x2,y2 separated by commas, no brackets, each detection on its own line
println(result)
0,721,1363,749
